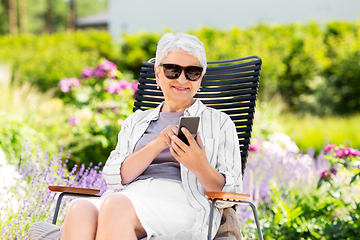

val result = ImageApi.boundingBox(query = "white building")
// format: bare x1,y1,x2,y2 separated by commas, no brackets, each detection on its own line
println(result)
108,0,360,39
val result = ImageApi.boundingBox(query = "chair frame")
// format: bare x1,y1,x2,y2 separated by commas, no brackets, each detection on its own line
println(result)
49,55,264,240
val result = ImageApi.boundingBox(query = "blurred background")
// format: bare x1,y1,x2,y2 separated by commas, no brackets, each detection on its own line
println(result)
1,1,360,239
1,0,360,167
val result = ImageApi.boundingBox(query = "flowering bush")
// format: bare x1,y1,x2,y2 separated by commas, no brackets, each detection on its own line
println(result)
57,59,137,168
0,143,108,239
319,144,360,187
241,139,360,239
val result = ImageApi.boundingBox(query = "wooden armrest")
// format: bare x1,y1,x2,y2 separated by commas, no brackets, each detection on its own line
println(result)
48,186,100,195
205,192,250,201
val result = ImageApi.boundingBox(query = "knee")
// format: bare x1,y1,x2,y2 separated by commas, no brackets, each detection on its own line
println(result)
100,193,134,216
67,199,98,218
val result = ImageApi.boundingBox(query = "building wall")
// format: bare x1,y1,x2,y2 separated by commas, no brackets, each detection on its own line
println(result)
109,0,360,39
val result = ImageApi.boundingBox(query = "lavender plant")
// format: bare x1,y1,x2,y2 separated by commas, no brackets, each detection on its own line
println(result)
0,142,108,239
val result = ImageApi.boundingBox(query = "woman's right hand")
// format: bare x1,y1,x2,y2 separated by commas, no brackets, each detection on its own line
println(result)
154,125,179,151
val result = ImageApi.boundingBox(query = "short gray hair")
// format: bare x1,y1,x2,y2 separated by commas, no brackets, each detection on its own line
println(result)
155,32,207,76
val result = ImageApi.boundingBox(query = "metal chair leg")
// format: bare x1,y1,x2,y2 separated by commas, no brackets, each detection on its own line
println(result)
208,199,217,240
240,200,264,240
207,199,264,240
52,192,66,225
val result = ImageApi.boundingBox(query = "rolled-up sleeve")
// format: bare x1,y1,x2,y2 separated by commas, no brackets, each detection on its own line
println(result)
216,114,242,194
102,114,134,190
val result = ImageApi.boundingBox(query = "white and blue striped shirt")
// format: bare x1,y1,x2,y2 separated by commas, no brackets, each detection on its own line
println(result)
102,99,242,238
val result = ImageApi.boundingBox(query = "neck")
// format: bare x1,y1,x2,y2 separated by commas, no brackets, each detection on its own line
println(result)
161,99,195,112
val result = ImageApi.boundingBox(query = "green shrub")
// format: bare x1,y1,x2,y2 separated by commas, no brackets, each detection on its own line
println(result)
1,22,360,116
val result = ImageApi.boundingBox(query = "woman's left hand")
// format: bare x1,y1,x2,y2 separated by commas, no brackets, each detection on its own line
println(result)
170,127,207,174
170,127,225,192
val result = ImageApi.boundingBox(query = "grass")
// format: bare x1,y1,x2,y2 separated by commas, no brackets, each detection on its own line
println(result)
281,113,360,154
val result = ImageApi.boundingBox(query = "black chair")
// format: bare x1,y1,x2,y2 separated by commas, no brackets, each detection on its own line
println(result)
49,55,263,240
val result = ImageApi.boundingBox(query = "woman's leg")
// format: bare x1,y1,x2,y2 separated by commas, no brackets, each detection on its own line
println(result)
96,193,147,240
60,199,99,240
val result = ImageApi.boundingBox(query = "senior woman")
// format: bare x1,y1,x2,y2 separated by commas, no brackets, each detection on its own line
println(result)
60,32,242,240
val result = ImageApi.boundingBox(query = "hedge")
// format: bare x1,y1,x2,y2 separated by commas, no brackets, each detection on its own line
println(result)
1,21,360,115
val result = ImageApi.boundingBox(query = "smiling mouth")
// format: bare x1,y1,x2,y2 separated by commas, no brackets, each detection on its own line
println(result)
173,86,189,91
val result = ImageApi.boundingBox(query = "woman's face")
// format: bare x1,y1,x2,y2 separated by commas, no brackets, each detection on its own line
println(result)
155,51,202,109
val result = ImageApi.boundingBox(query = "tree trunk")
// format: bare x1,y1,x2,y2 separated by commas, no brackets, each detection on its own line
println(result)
67,0,75,32
44,0,54,33
8,0,18,35
18,0,28,34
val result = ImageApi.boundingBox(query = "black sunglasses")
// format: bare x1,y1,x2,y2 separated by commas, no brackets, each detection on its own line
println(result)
160,64,203,81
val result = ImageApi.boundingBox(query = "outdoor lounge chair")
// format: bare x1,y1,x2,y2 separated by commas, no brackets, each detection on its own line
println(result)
48,55,263,240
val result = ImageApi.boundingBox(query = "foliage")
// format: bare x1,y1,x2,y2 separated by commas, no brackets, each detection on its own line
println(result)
0,0,108,35
280,113,360,155
56,59,136,168
2,21,360,115
241,142,360,239
0,81,63,161
0,143,107,239
0,31,120,92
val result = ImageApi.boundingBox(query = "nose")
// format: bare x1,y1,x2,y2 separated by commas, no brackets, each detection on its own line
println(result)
177,70,188,83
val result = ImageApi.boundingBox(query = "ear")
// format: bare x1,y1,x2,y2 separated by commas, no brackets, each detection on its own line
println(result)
154,66,160,86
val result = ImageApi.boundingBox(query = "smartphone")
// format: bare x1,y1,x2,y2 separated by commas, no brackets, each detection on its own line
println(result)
177,116,200,146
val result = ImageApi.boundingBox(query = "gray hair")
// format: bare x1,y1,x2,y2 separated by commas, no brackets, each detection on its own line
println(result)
155,32,207,76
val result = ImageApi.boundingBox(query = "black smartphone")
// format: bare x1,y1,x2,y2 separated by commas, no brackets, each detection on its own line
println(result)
177,116,200,146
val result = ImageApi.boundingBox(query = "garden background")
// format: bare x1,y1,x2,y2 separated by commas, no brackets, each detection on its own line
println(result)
0,2,360,238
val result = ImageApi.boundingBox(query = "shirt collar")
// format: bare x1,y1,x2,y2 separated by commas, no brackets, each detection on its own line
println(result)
142,99,206,122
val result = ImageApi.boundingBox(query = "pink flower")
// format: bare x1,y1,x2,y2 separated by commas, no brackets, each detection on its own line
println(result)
99,60,117,72
81,67,93,78
58,78,81,92
350,148,360,156
341,148,351,157
69,77,81,87
58,78,71,93
324,144,333,152
335,150,343,158
131,81,139,92
68,116,80,126
93,67,106,78
105,80,120,94
105,80,132,94
249,144,261,153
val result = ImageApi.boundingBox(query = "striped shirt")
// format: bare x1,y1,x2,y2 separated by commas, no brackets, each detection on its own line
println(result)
102,99,242,238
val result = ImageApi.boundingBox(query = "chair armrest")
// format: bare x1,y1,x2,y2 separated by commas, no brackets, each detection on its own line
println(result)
48,186,100,195
205,192,250,201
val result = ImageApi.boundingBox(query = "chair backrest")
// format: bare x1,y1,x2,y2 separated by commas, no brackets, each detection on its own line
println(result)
133,55,262,175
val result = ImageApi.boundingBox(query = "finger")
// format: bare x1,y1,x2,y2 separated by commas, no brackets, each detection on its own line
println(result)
170,140,184,157
181,127,197,146
196,132,204,148
171,135,186,152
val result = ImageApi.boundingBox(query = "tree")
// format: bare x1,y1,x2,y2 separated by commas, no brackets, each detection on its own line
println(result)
67,0,75,32
44,0,54,33
18,0,28,33
8,0,17,35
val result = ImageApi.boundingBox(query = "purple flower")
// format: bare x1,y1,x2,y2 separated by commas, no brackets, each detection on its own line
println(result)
81,67,93,78
68,116,80,126
318,167,337,180
93,67,106,78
